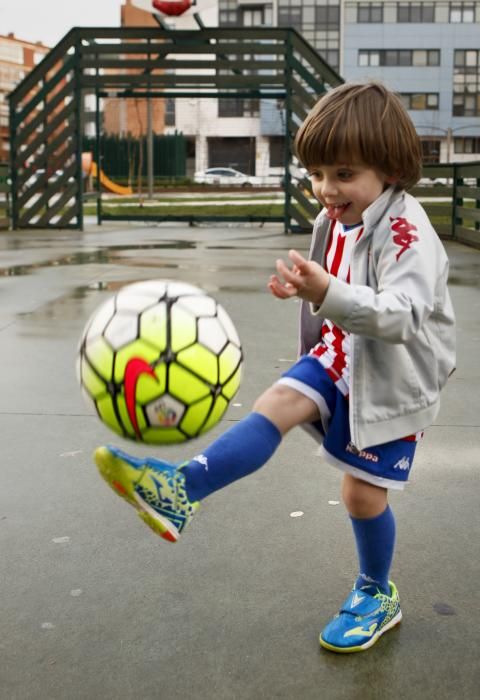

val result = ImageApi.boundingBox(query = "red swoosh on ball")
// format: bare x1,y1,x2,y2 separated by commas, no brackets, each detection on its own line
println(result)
124,358,157,439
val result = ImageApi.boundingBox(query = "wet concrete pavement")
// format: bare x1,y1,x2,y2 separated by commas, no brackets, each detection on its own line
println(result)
1,223,479,699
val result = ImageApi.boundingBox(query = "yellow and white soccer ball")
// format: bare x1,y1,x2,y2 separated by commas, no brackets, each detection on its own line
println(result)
77,280,243,444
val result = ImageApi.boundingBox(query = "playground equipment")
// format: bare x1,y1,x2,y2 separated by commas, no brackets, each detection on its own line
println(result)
90,163,133,196
82,152,132,195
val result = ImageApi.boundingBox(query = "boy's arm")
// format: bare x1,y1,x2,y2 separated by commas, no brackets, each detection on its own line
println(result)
315,233,447,343
271,233,447,344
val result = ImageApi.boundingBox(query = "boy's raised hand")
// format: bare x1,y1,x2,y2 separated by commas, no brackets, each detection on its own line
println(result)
268,249,330,305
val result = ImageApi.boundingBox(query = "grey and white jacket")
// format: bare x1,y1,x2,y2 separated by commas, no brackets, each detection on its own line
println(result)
299,185,456,450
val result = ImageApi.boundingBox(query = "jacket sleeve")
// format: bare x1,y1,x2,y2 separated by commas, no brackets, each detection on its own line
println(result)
313,217,449,344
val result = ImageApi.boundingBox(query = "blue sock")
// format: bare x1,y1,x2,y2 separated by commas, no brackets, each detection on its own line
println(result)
182,412,282,502
350,505,396,596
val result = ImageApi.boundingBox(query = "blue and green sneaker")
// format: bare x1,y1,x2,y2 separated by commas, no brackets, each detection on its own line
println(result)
94,446,199,542
319,581,402,653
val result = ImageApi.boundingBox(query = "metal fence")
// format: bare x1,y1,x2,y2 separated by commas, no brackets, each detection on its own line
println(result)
410,162,480,247
1,161,480,244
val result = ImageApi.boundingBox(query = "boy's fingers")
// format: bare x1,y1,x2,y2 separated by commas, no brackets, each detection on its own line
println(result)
288,249,308,270
276,258,299,286
269,275,297,299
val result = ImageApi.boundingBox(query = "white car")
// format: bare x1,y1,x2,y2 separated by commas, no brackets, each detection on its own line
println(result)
194,167,260,186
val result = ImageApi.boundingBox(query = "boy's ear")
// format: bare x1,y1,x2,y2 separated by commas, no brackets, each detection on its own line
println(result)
385,174,399,185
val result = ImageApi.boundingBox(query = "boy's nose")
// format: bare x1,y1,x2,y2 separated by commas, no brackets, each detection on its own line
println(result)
320,179,338,198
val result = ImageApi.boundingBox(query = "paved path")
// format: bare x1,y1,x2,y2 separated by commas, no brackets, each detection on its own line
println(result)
0,223,478,699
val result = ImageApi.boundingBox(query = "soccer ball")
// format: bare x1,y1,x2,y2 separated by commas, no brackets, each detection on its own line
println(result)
77,280,243,444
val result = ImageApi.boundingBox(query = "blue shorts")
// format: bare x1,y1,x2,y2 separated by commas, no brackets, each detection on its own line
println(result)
278,355,419,490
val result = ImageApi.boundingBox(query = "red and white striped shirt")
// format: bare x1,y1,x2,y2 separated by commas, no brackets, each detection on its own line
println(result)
310,220,364,396
309,219,424,443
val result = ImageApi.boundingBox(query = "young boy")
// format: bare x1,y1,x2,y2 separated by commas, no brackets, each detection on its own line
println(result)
93,82,456,653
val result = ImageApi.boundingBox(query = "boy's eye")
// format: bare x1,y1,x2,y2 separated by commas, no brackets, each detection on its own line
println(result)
338,170,353,180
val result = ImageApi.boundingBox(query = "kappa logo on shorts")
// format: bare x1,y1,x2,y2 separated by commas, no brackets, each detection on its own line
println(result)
393,456,411,471
346,442,379,463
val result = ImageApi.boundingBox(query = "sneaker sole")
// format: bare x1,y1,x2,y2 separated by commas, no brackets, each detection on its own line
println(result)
319,610,402,653
94,447,180,543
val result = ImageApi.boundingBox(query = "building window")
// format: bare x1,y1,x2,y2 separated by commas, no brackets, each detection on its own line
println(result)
269,136,285,167
316,4,340,30
454,49,480,68
278,7,303,31
449,3,475,22
397,3,435,22
358,49,440,67
320,49,340,70
358,50,380,67
357,3,383,23
164,98,175,127
242,99,260,118
0,40,23,64
218,98,244,118
454,137,480,153
219,10,238,26
218,98,259,118
453,94,480,116
412,50,440,66
242,6,266,26
400,93,439,110
421,140,441,164
453,50,480,116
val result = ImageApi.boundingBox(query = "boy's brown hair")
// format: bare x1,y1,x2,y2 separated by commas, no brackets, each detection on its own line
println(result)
294,82,422,189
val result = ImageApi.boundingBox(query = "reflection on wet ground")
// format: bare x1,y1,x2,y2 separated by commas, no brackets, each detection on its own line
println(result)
2,228,479,293
0,235,294,277
0,241,197,277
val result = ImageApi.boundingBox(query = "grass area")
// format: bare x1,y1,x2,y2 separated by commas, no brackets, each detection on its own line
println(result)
84,202,286,218
96,193,285,205
83,198,478,232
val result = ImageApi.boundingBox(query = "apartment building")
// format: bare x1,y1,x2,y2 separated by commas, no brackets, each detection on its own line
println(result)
343,0,480,162
104,1,480,174
0,33,50,163
214,1,480,166
219,1,341,70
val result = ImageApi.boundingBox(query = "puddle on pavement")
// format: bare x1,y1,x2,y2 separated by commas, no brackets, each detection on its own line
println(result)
0,241,197,277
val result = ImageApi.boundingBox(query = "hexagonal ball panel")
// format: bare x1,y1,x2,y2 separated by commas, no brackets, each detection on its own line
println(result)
198,316,228,354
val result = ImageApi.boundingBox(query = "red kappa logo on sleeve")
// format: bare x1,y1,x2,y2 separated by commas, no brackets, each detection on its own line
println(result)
389,217,419,260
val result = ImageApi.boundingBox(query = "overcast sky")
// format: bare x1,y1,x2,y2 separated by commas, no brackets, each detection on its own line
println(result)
0,0,123,47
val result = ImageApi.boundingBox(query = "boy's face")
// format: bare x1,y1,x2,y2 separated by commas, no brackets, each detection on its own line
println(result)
308,163,395,225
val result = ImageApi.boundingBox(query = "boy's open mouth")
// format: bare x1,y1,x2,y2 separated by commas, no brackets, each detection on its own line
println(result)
326,202,351,220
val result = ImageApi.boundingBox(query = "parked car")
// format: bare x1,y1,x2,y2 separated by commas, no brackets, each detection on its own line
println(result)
418,177,449,186
193,167,260,186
